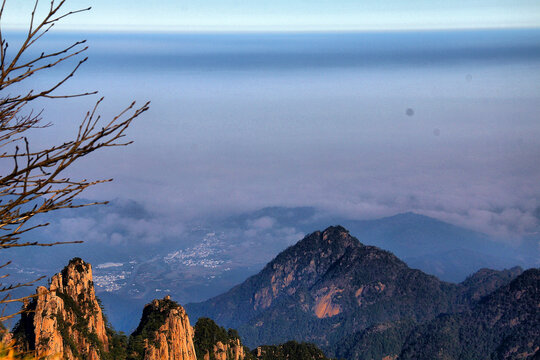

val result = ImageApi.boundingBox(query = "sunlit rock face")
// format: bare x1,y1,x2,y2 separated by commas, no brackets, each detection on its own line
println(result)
193,317,253,360
129,296,197,360
201,338,248,360
15,258,109,360
187,226,523,350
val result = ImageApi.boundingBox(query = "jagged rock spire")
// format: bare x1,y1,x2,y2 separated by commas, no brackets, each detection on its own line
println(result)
128,296,197,360
14,258,109,360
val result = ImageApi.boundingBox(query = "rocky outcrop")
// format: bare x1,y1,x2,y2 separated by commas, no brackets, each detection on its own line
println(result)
13,258,109,360
193,317,252,360
128,296,196,360
186,226,461,348
202,338,248,360
227,338,249,360
11,257,211,360
253,341,334,360
0,321,12,346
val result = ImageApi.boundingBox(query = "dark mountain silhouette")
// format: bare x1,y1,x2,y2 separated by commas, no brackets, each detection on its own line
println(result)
329,267,527,360
399,269,540,360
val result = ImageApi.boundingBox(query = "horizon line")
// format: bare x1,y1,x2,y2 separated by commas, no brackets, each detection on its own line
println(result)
3,24,540,35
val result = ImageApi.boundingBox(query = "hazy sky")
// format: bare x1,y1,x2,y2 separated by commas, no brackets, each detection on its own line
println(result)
13,30,538,239
2,1,540,240
3,0,540,31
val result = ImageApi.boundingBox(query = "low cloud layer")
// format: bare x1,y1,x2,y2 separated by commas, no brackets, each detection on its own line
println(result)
22,32,540,241
38,199,186,246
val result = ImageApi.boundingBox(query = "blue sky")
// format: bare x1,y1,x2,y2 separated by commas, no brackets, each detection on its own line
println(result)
3,0,540,32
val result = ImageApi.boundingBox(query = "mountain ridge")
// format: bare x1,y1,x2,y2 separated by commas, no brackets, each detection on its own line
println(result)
399,268,540,359
186,225,521,350
6,231,536,360
7,206,537,335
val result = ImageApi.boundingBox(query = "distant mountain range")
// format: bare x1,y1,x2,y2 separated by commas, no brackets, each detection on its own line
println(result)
185,226,536,359
340,212,537,282
7,228,539,359
223,207,538,282
5,203,539,333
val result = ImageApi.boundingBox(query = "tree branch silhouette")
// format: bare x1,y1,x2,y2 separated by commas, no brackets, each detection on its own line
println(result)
0,0,150,322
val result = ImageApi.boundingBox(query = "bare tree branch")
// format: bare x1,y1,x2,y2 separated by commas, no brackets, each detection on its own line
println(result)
0,0,150,323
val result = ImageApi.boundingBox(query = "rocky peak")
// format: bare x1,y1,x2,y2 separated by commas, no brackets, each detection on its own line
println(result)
194,317,252,360
296,226,359,253
248,226,362,312
13,258,109,360
128,296,196,360
268,226,361,279
185,226,462,348
51,257,94,297
321,225,350,241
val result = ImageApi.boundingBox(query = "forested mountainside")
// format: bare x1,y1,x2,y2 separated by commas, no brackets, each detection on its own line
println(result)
186,226,525,351
399,269,540,360
330,269,539,359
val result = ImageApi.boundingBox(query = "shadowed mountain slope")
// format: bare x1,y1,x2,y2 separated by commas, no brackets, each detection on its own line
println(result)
399,268,540,360
186,226,521,350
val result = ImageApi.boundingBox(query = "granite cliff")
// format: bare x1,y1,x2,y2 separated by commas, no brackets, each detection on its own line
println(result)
13,258,109,359
193,317,252,360
127,296,196,360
